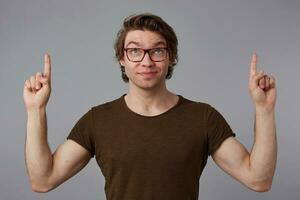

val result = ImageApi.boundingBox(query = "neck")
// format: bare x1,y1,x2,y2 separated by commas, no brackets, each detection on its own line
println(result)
125,81,178,116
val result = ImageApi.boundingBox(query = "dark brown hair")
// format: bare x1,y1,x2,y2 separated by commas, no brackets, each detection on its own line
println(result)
114,13,178,82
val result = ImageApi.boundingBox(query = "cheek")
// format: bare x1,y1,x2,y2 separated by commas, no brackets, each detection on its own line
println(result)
124,66,130,76
162,63,170,73
124,65,136,77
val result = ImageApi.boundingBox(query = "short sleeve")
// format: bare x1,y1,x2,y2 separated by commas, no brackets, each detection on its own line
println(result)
67,109,95,157
206,104,236,156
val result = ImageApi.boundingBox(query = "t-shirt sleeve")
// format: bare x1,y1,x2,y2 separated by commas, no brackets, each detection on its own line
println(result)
66,109,95,157
206,104,236,156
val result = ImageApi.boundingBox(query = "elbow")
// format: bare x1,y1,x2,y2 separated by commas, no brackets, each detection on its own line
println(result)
251,184,272,192
248,179,273,192
30,180,53,193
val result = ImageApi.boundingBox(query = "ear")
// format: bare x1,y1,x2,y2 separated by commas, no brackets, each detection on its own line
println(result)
119,58,125,67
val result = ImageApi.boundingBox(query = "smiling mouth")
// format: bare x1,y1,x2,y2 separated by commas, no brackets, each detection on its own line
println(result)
139,72,157,74
138,71,158,77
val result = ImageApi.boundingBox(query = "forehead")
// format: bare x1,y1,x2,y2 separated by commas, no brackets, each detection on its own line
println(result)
124,30,166,47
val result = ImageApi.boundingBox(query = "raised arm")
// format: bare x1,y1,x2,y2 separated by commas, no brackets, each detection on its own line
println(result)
24,54,92,193
212,53,277,192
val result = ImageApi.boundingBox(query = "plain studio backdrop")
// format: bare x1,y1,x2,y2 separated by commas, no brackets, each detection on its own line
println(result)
1,0,299,199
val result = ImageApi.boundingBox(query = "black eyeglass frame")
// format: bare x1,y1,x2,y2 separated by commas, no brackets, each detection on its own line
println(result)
124,47,169,62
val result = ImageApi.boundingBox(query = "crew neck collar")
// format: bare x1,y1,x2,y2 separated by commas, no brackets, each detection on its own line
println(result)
120,93,183,118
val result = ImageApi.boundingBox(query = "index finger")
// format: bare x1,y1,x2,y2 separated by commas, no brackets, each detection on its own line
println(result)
43,53,51,78
250,52,257,76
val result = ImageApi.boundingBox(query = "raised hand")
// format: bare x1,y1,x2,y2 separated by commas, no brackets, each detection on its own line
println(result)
23,54,52,110
248,53,277,111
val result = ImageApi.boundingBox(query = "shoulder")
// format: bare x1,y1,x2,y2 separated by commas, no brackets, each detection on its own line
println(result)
179,96,229,122
180,95,212,111
89,95,124,119
176,95,218,121
92,97,121,111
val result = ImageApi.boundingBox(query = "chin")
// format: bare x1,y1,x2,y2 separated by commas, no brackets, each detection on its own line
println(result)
137,82,159,90
130,78,164,90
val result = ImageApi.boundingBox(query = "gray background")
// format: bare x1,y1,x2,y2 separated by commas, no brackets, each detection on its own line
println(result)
1,0,299,199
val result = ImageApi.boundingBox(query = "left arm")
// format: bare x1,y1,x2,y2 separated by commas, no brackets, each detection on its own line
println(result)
212,53,277,192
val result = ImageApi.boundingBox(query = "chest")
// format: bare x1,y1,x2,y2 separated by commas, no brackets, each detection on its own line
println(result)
94,115,208,177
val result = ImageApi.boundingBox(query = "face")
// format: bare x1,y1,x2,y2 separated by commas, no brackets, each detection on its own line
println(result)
120,30,170,90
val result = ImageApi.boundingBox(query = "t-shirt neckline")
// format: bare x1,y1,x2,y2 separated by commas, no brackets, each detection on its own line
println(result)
120,93,183,118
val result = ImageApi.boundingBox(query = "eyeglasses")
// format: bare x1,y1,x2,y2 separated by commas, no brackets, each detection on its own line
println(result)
124,47,168,62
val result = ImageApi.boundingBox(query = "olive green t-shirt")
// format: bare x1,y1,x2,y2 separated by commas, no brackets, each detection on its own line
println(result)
67,94,236,200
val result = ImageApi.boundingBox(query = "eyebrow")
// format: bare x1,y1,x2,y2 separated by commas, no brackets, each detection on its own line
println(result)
125,41,166,48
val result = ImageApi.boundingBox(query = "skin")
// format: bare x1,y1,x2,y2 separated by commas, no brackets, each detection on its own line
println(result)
24,55,91,192
212,53,277,192
23,30,277,193
119,30,179,116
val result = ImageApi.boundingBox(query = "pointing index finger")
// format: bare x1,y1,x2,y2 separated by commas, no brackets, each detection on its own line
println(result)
44,53,51,79
250,52,257,76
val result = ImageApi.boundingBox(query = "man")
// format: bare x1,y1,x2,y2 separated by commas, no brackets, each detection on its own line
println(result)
23,13,277,199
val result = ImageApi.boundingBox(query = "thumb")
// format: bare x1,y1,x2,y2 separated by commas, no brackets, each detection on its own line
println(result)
23,80,32,92
253,70,265,85
38,74,51,86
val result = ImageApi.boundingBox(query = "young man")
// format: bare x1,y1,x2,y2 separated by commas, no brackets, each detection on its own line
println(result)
23,13,277,199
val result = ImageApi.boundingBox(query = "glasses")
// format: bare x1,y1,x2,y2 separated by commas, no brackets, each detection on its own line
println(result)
124,47,168,62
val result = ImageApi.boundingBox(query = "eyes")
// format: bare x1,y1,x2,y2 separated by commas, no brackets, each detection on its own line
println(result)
127,48,142,55
152,48,164,55
127,48,166,56
124,47,168,62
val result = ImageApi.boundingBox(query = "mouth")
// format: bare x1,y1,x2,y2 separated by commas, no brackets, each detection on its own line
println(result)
139,72,157,74
138,71,158,78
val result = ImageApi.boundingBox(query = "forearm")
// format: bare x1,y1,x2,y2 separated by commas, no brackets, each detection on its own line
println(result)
25,108,53,185
249,107,277,184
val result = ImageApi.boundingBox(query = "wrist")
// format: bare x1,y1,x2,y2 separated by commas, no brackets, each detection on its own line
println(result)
27,107,46,115
255,106,275,116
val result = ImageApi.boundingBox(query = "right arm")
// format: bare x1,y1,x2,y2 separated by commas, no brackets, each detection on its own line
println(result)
24,54,91,193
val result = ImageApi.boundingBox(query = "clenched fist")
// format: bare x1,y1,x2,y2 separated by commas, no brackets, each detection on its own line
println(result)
248,53,277,112
23,54,52,111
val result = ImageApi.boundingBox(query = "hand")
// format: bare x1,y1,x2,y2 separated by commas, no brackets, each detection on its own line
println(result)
23,54,52,111
248,53,277,112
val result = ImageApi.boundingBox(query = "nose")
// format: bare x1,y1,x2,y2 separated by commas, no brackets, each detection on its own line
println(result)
140,52,154,67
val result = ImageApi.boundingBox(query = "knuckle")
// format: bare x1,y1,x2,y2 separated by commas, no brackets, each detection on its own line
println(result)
24,80,30,88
